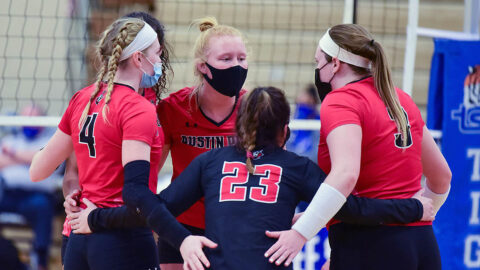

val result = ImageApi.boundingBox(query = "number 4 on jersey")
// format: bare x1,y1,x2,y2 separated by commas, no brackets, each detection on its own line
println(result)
79,113,98,158
219,162,282,203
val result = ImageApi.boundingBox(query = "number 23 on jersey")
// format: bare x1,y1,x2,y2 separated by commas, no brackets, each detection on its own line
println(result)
219,161,282,204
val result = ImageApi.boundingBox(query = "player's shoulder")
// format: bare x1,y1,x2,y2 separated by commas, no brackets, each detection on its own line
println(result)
71,83,97,102
161,87,195,106
202,145,239,160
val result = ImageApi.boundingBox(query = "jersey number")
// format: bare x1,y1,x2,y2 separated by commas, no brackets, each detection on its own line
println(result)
387,107,413,148
219,162,282,203
79,113,98,157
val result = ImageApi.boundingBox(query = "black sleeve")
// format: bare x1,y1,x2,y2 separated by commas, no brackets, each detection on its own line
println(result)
87,206,146,232
335,196,423,225
157,153,205,217
122,160,190,249
301,160,423,225
298,159,327,201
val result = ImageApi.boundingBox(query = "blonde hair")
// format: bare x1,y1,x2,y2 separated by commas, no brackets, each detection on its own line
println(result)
79,18,145,128
327,24,408,147
190,16,245,97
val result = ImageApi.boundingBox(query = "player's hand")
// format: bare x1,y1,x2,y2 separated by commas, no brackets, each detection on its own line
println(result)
64,189,81,216
321,259,331,270
69,198,97,234
412,188,435,221
265,229,307,267
180,235,217,270
292,212,303,225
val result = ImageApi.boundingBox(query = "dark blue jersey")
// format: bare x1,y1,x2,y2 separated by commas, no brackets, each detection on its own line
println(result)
158,145,422,269
87,146,422,269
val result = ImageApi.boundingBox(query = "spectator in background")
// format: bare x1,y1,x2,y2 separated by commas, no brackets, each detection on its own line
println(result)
286,84,320,162
0,104,63,270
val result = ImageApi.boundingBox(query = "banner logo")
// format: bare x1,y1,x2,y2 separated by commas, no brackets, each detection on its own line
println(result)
452,65,480,133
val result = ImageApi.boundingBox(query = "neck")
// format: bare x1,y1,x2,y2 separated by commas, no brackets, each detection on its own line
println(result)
114,68,141,92
331,70,366,90
198,82,237,121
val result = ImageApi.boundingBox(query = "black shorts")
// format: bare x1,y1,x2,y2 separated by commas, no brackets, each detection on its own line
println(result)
61,235,69,265
328,223,441,270
157,223,205,264
64,227,159,270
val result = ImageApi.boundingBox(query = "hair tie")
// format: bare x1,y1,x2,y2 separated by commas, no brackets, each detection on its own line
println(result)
246,151,253,159
370,39,375,46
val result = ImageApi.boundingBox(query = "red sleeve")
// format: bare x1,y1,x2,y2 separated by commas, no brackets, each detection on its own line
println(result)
58,92,81,136
157,100,172,145
121,101,157,146
320,90,364,138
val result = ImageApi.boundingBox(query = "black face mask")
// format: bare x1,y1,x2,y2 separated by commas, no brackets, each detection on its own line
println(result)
203,62,248,97
315,62,335,102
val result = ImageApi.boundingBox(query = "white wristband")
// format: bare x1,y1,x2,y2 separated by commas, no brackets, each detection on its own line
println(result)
292,183,346,240
424,183,450,214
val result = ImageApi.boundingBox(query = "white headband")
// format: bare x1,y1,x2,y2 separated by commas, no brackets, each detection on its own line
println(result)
119,23,158,61
318,28,371,69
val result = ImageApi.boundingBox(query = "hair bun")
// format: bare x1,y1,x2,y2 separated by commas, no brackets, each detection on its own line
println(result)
196,16,218,32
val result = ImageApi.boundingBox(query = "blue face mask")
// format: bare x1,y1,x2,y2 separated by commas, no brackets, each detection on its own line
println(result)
139,55,162,89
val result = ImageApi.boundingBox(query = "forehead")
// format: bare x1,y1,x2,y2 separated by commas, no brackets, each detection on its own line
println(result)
315,45,324,59
145,39,161,52
206,35,246,56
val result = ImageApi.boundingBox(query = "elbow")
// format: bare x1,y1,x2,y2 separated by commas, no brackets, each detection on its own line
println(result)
29,166,45,182
328,169,358,196
343,172,359,193
122,183,146,209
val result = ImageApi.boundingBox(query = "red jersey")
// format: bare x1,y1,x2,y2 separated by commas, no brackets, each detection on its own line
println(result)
157,87,246,229
60,83,163,235
143,87,158,106
318,77,429,226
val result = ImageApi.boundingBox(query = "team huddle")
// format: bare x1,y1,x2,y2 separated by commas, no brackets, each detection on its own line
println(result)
29,11,451,270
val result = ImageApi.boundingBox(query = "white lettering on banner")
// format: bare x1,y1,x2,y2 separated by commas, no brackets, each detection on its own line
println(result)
305,236,320,270
293,236,321,270
471,192,480,225
468,149,480,181
465,235,480,268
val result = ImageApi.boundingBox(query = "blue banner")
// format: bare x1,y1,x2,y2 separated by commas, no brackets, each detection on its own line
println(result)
427,39,480,269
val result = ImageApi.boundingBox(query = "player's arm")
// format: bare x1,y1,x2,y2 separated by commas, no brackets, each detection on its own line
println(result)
62,152,82,216
79,150,205,233
121,139,191,249
421,126,451,214
333,194,424,225
156,152,205,216
299,160,427,225
158,143,170,171
87,205,146,232
30,128,73,181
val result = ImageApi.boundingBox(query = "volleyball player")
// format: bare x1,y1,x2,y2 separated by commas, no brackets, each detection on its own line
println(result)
60,11,173,266
265,24,452,270
29,17,211,270
69,86,434,270
155,16,248,269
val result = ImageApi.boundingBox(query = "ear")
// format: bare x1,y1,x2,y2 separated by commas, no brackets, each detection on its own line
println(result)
331,57,341,73
131,51,143,68
197,61,212,79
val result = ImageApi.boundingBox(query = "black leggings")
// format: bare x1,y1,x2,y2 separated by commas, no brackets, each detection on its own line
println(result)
63,227,158,270
329,223,441,270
